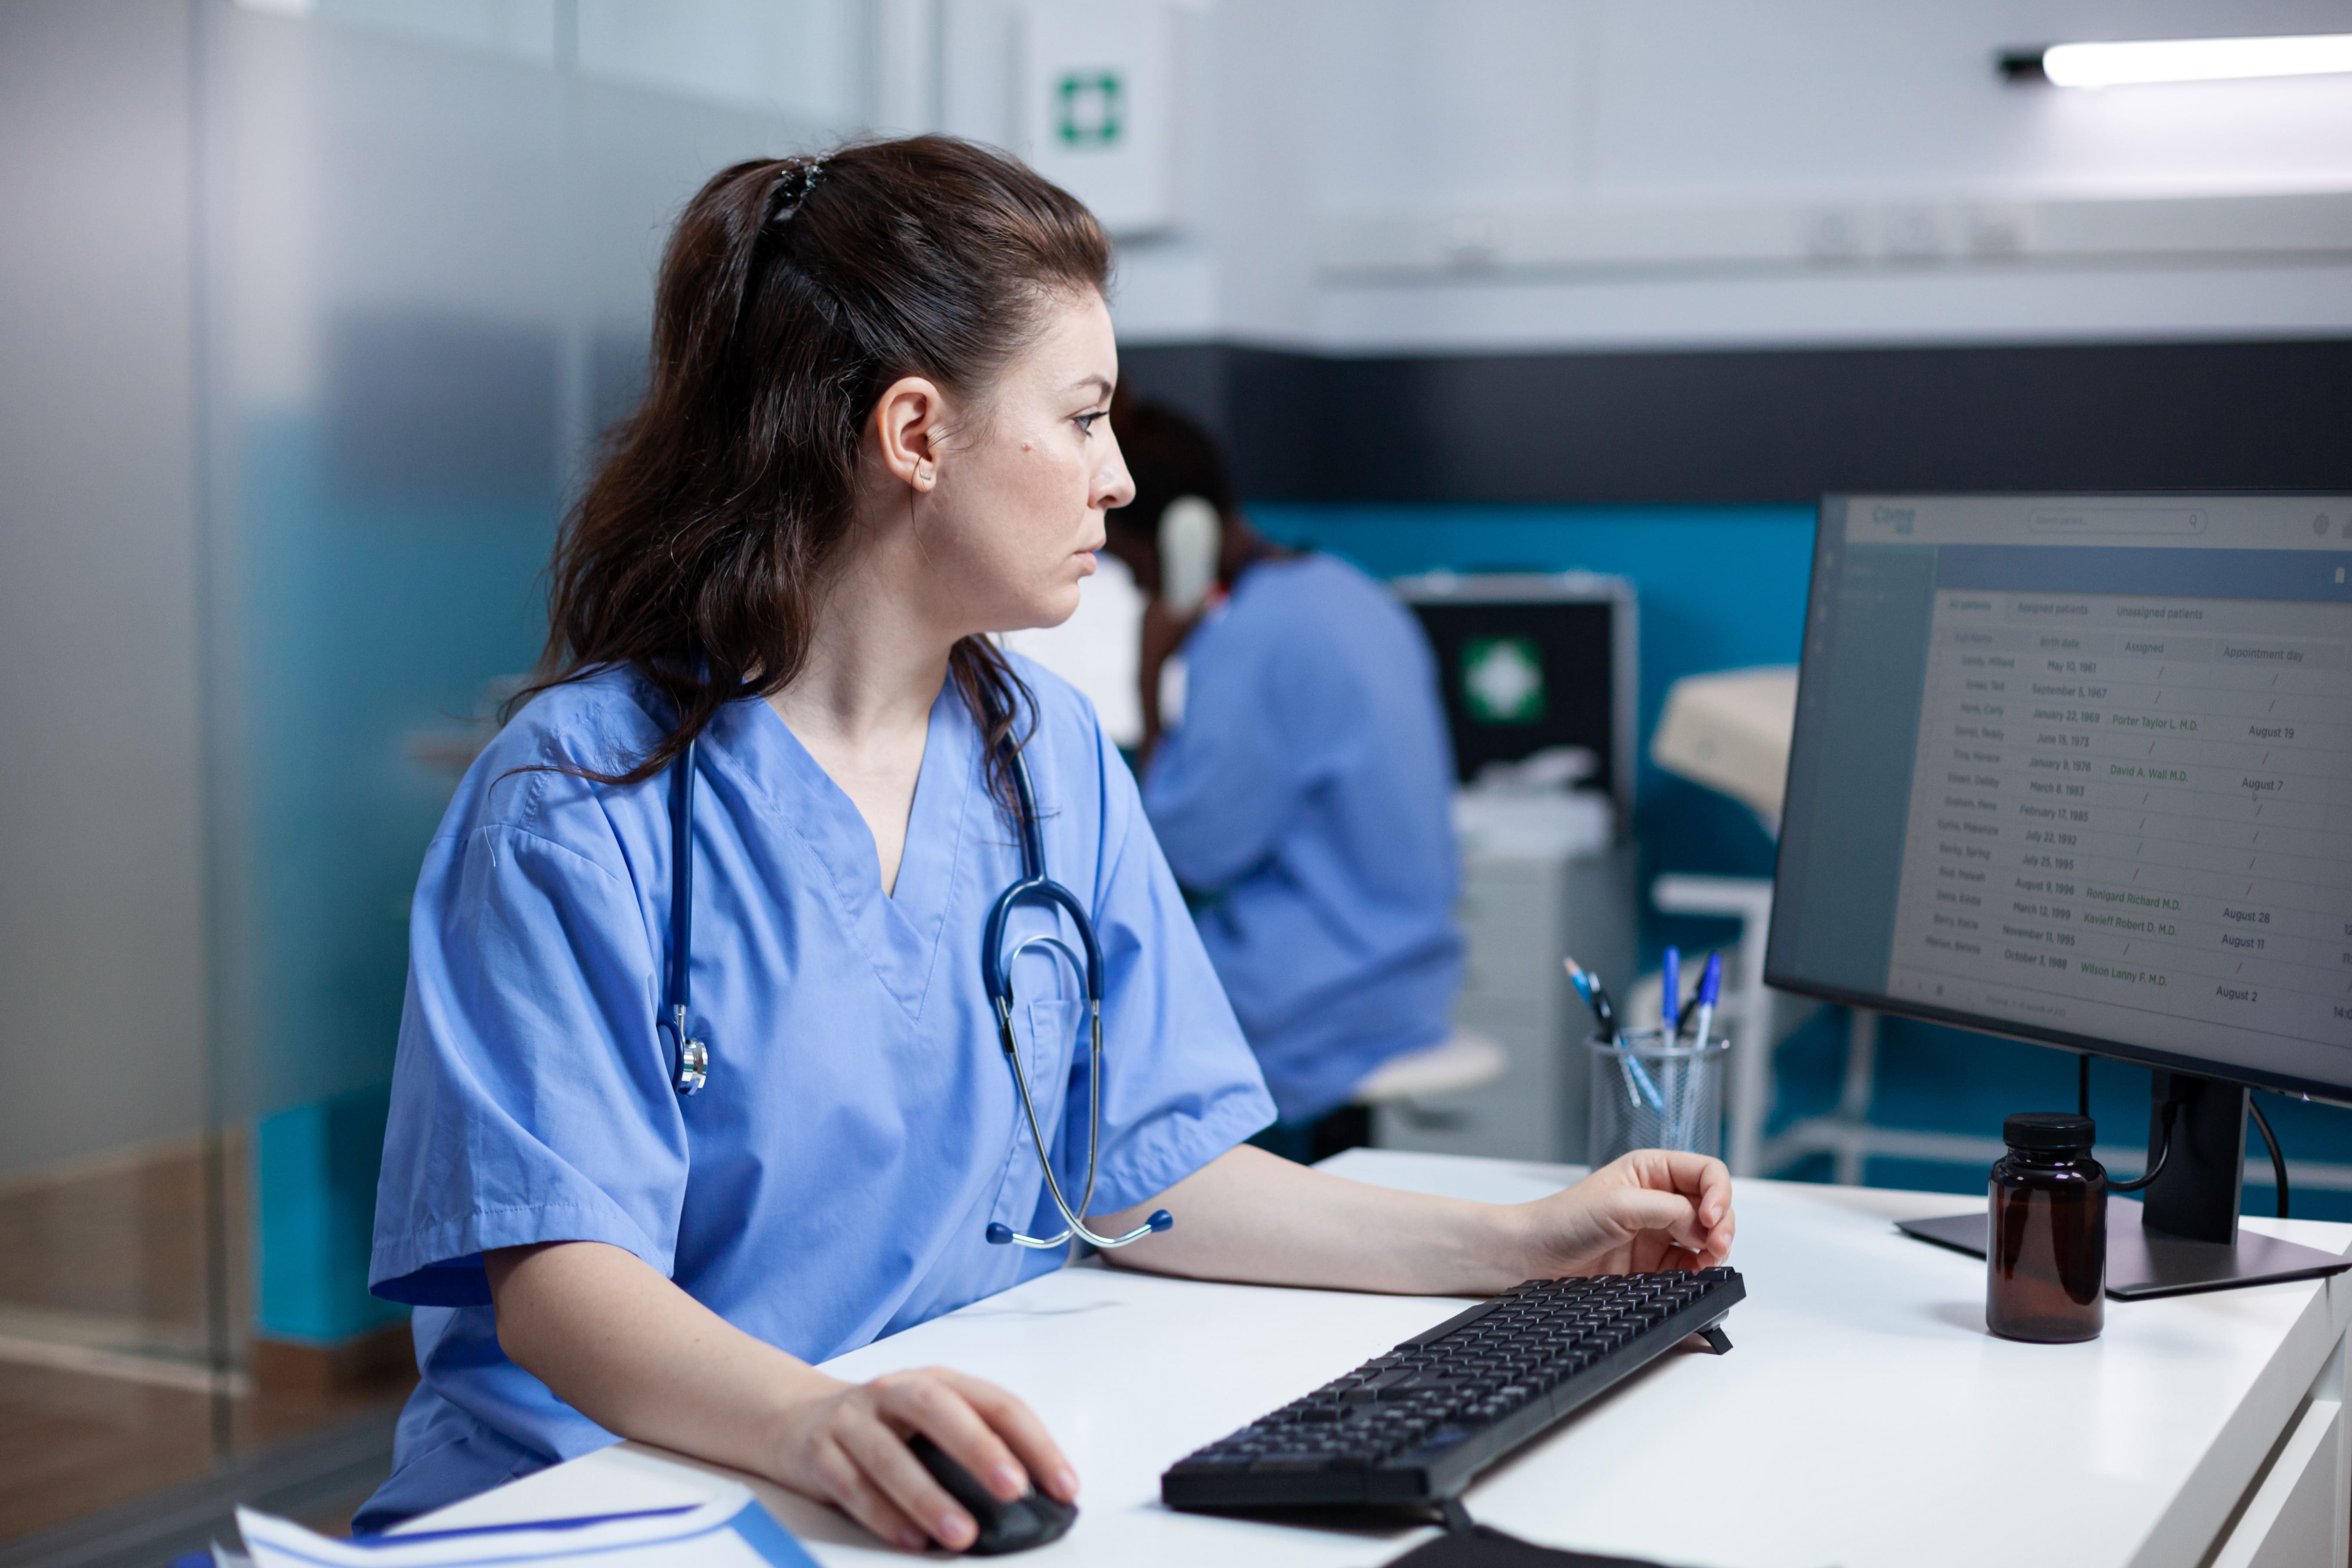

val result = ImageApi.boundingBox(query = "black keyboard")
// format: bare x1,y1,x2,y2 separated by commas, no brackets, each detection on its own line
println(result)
1162,1267,1744,1511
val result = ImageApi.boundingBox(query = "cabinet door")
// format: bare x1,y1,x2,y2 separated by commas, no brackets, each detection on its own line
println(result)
1456,863,1558,1007
1376,842,1637,1164
2209,1394,2345,1568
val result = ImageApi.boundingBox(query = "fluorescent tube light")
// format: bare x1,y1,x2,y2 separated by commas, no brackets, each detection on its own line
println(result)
2010,34,2352,87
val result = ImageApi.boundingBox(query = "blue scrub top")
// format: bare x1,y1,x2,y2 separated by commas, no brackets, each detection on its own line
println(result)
359,660,1273,1531
1142,554,1463,1123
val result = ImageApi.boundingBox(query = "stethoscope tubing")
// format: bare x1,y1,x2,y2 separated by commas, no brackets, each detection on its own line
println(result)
657,713,1169,1252
661,736,709,1096
985,936,1170,1250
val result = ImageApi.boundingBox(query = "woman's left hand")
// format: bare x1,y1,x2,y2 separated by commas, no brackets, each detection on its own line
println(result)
1507,1150,1736,1279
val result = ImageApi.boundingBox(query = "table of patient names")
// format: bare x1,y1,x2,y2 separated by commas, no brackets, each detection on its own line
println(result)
1886,588,2352,1058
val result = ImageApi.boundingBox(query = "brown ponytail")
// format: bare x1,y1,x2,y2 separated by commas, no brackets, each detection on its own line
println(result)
515,136,1112,809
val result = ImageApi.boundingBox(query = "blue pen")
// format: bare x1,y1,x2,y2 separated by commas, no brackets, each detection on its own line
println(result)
1666,953,1727,1148
1688,952,1723,1047
1661,948,1681,1034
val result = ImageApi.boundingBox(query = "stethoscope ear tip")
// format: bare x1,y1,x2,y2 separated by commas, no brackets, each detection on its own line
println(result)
985,1223,1014,1246
1147,1210,1174,1234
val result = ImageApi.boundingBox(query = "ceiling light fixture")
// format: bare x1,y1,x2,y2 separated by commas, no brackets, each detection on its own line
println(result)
1999,33,2352,87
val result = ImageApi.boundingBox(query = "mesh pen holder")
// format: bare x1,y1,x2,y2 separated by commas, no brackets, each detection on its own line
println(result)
1587,1029,1730,1166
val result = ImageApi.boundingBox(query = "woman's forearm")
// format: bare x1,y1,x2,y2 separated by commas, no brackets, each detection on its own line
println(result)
486,1240,833,1466
1094,1146,1531,1295
1096,1145,1735,1295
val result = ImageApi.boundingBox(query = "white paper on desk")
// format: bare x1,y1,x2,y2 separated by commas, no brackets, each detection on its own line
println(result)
233,1483,816,1568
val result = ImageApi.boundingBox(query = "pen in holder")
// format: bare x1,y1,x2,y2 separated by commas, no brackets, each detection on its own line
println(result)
1587,1028,1729,1166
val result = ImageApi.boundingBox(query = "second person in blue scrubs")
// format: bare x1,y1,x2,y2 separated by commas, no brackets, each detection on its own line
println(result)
1103,398,1463,1155
363,137,1734,1554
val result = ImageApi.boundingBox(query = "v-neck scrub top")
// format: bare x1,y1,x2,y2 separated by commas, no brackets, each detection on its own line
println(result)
357,661,1275,1531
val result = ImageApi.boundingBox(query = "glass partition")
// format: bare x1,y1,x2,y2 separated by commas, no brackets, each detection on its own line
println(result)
0,0,865,1549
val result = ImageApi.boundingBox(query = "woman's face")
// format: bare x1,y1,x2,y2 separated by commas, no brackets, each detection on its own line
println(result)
916,290,1133,635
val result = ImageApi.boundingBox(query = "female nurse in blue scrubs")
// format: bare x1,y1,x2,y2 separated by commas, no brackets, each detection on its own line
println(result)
362,137,1735,1553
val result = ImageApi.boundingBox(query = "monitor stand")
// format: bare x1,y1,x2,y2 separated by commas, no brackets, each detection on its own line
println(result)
1896,1070,2352,1301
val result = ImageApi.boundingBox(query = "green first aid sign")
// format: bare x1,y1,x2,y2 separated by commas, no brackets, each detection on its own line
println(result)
1057,71,1123,147
1461,638,1546,724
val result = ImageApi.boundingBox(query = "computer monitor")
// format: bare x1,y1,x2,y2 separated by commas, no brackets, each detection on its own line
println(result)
1767,494,2352,1292
1391,572,1637,829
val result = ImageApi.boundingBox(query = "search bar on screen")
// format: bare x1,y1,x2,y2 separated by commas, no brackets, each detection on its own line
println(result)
2029,508,2208,536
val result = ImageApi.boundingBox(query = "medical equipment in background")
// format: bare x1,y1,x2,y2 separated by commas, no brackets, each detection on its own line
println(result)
1392,571,1638,832
1648,666,1800,836
660,725,1173,1252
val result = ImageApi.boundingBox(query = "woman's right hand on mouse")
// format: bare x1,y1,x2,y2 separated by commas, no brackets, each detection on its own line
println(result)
769,1365,1078,1553
485,1243,1073,1557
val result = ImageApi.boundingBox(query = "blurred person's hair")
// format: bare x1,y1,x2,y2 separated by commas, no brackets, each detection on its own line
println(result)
518,135,1109,806
1106,390,1238,540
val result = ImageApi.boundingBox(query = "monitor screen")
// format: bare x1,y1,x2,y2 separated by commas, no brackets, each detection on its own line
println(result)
1393,572,1637,820
1768,495,2352,1101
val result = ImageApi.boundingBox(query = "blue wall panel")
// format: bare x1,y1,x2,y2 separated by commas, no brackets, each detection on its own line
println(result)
240,412,556,1116
240,411,555,1344
254,1086,410,1343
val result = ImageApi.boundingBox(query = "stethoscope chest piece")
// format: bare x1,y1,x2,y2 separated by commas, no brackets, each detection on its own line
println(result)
662,1002,708,1096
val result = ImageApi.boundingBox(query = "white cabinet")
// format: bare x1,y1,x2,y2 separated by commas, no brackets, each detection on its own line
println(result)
1376,838,1637,1164
2210,1335,2351,1568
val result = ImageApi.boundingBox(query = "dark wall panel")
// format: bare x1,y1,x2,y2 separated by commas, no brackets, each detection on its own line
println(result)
1118,338,2352,505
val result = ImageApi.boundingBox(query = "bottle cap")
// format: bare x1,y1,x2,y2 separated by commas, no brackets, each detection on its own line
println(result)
2003,1112,2095,1152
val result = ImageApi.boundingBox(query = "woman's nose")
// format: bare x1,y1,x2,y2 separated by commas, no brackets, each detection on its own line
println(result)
1099,441,1136,510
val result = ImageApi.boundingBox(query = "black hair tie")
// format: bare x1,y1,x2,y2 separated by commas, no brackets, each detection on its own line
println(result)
765,157,826,226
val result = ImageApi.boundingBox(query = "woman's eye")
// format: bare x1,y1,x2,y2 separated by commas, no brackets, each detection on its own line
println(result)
1073,410,1106,435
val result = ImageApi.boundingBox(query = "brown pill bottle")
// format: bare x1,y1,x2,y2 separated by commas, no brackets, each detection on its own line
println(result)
1987,1112,2106,1343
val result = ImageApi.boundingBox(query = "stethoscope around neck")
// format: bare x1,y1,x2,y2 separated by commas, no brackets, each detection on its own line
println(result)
655,724,1172,1254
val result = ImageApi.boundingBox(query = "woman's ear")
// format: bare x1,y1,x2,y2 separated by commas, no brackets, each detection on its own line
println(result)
871,375,949,492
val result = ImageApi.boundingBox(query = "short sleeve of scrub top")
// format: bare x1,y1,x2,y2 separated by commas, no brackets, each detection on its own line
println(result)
358,662,1275,1530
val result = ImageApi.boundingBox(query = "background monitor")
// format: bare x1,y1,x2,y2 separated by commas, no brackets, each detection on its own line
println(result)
1767,494,2352,1103
1392,572,1637,829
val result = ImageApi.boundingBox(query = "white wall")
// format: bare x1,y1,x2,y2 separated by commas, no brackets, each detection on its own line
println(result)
942,0,2352,351
0,0,211,1177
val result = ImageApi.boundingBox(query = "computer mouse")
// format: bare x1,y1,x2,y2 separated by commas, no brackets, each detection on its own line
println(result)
908,1433,1077,1556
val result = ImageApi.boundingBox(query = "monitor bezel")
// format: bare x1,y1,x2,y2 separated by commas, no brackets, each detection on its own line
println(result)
1764,491,2352,1112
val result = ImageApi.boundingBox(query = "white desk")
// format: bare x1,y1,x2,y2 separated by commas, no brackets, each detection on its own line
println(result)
403,1150,2352,1568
